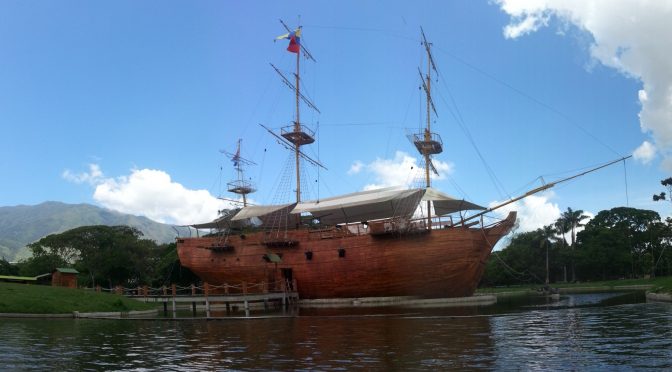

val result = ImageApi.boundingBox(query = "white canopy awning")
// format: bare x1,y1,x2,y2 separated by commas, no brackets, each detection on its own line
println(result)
291,187,425,225
190,216,230,230
189,209,241,229
422,187,485,216
231,203,297,228
190,187,486,229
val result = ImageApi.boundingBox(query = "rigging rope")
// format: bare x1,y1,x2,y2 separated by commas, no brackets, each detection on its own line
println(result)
432,45,623,158
623,159,630,207
435,73,511,200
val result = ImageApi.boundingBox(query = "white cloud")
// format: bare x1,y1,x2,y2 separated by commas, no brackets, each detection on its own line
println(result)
633,141,656,164
496,0,672,170
491,192,561,233
347,160,363,175
503,11,551,39
64,164,233,225
62,164,104,185
491,191,596,251
350,151,454,191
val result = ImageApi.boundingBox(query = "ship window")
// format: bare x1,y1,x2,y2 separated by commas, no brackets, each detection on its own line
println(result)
263,253,282,263
338,248,346,258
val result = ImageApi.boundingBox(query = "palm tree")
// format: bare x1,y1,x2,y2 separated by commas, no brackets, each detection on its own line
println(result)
554,217,570,282
561,207,589,281
540,224,557,285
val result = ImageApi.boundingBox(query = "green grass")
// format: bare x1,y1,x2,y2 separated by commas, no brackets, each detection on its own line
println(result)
649,276,672,294
0,282,156,314
477,276,672,295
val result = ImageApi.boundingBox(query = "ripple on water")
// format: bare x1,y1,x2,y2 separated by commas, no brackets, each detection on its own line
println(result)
0,295,670,370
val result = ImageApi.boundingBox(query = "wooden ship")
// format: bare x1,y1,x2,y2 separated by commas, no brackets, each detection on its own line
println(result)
177,25,520,299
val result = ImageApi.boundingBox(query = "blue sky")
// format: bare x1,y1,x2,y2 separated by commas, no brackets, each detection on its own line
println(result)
1,1,670,230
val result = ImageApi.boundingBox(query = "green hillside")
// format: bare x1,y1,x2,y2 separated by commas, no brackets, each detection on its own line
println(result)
0,202,190,261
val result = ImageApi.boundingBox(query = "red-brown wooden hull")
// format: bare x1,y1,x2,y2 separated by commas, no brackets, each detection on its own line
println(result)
177,213,516,299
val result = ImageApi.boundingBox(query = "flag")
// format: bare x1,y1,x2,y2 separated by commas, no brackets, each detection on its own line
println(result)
232,147,240,167
276,28,301,54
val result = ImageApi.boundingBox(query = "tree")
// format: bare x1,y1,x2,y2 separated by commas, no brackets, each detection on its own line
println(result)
540,224,557,285
482,207,671,286
25,225,161,287
577,207,662,280
553,216,570,282
150,243,199,287
0,257,19,276
481,228,560,287
561,207,589,281
653,177,672,203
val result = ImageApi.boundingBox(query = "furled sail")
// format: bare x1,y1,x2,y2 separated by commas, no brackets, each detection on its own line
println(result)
291,187,425,225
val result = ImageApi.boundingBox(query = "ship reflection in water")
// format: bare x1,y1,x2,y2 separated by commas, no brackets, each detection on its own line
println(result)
1,292,671,370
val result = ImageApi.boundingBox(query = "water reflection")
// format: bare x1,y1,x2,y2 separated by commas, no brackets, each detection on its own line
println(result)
0,292,670,370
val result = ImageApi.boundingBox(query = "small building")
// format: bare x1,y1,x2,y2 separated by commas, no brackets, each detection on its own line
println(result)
51,268,79,288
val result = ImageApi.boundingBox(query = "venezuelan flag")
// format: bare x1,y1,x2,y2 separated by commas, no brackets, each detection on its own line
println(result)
276,28,301,54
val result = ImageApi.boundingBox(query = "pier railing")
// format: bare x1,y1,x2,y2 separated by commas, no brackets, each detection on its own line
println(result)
84,279,299,318
86,279,297,298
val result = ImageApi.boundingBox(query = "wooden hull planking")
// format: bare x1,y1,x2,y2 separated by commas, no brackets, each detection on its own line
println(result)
177,212,516,299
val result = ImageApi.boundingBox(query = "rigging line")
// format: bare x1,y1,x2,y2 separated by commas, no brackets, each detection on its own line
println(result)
240,67,276,139
256,147,268,195
301,24,418,42
490,251,532,281
445,175,473,201
317,121,320,201
508,176,547,198
431,58,509,198
623,159,630,207
433,45,622,157
401,78,417,128
435,87,510,199
433,62,510,199
319,122,400,127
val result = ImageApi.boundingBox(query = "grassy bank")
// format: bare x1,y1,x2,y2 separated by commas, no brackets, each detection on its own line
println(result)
477,276,672,295
0,282,156,314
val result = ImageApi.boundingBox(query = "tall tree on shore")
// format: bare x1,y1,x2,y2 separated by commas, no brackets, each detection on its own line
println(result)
652,177,672,204
24,225,160,287
562,207,589,282
554,216,570,282
577,207,663,279
540,224,557,285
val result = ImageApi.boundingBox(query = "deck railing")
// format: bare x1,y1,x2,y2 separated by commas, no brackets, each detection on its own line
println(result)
85,278,297,298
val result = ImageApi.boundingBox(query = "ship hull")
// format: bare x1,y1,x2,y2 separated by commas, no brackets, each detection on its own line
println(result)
177,213,516,299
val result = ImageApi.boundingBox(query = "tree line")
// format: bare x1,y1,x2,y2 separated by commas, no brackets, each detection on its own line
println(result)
482,206,672,287
2,205,671,289
0,225,198,288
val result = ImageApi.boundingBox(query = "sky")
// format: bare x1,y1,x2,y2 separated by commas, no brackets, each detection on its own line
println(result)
1,0,671,235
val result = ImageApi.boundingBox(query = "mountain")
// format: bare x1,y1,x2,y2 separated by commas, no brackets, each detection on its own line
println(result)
0,202,190,262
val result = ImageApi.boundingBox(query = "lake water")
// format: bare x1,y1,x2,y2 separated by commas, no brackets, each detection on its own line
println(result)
1,292,671,370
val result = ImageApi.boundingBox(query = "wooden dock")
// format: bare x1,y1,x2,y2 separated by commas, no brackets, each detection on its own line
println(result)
98,280,299,318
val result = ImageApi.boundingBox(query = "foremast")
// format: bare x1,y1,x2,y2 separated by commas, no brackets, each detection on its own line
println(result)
413,28,443,228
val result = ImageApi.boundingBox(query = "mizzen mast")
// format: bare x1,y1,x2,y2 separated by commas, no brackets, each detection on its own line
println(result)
412,27,443,228
222,139,256,207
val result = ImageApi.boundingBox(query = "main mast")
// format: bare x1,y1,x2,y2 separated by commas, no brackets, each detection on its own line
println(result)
272,21,321,205
413,28,443,228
